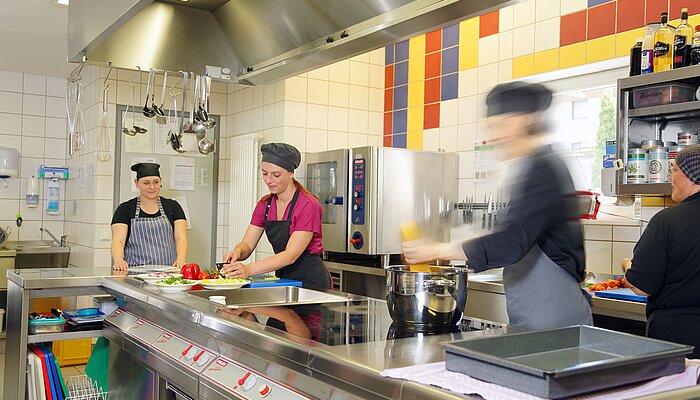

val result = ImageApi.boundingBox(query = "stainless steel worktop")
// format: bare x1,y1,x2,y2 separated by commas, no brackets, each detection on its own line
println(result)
4,268,690,400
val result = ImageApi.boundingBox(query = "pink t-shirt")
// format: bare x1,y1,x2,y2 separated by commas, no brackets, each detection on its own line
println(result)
250,190,324,255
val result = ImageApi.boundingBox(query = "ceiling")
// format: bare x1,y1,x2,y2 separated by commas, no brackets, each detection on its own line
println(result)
0,0,75,77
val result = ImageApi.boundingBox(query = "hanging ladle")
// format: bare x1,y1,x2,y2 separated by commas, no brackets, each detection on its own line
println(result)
198,136,215,155
142,69,156,118
121,83,138,136
190,75,207,139
198,76,216,129
154,70,167,125
168,87,185,153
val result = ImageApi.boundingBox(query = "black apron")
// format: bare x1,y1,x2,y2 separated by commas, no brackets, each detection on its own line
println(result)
264,189,332,291
647,307,700,359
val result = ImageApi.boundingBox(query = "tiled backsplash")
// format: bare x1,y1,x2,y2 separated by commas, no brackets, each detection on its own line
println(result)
583,222,641,274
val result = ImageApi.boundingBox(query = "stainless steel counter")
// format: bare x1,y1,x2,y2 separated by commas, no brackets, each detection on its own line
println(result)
4,268,696,400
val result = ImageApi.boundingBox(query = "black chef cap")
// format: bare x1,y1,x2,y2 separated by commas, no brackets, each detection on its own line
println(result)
486,82,553,117
675,144,700,185
131,163,161,180
261,143,301,172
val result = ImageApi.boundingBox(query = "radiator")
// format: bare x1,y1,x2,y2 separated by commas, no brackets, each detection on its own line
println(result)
229,134,262,262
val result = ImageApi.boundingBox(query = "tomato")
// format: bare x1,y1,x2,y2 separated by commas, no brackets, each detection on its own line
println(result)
199,271,209,280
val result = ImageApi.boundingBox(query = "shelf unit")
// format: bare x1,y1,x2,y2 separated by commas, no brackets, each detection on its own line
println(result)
27,329,103,344
615,66,700,196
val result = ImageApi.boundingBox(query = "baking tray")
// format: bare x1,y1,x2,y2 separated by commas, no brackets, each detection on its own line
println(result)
443,325,692,399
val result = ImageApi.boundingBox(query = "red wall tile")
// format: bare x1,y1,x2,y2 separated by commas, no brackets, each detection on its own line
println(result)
670,0,700,20
384,112,393,135
479,10,500,38
424,77,441,104
424,104,440,129
588,2,616,39
425,52,442,79
384,65,394,89
646,0,669,24
383,134,392,147
426,29,442,54
384,88,394,112
560,11,587,46
617,0,645,32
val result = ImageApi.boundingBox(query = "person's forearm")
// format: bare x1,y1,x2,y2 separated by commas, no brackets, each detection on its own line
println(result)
175,236,187,262
246,251,297,276
439,242,467,260
234,242,253,260
111,241,125,262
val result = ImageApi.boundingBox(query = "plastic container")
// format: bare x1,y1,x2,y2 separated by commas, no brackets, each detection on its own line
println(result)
28,316,66,334
631,83,696,108
53,338,93,366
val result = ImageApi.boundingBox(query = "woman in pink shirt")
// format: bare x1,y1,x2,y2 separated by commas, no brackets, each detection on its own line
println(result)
221,143,332,291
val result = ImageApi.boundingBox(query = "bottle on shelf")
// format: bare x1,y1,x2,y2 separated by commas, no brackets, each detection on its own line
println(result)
673,8,694,68
654,12,674,72
630,38,643,76
641,25,655,74
691,25,700,66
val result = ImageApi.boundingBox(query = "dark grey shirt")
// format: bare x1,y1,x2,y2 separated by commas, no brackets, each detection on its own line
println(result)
463,145,586,282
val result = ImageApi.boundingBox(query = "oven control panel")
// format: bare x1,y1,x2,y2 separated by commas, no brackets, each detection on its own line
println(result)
202,356,311,399
351,158,365,226
151,331,216,372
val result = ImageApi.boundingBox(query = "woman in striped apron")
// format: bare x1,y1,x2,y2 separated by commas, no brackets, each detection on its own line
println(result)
111,163,188,271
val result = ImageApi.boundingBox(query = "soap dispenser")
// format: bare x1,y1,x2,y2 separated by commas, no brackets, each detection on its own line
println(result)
26,176,39,207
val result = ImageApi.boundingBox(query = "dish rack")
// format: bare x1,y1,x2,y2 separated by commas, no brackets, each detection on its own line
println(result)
65,375,108,400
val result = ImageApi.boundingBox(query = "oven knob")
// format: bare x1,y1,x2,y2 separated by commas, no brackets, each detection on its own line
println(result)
184,346,198,361
259,384,272,397
238,372,257,391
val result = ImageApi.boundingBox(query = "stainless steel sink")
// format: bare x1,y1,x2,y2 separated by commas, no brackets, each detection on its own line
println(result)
3,240,70,268
189,286,350,308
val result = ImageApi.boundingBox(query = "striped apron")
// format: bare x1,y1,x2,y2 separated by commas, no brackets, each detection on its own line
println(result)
123,197,177,266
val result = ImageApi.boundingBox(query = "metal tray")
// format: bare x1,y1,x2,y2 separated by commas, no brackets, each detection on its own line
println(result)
443,325,692,399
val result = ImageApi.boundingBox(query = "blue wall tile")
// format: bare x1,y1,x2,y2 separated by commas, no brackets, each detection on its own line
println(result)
588,0,612,7
395,40,410,62
393,109,407,134
442,47,459,75
393,133,407,148
393,85,408,110
385,45,395,65
394,61,408,86
441,73,458,101
442,24,459,48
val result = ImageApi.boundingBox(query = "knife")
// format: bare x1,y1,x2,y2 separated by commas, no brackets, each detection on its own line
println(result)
487,193,493,230
493,188,500,228
481,194,487,229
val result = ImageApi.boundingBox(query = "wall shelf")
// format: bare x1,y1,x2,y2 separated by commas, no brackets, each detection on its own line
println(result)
628,101,700,121
616,183,672,196
27,329,103,344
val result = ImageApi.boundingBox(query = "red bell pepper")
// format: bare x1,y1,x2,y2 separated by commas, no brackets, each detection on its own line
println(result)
180,263,201,280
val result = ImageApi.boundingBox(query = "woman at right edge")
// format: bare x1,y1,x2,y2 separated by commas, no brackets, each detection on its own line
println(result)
403,82,592,330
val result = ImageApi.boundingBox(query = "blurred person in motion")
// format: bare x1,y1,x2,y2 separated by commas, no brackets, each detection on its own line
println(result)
403,82,592,330
622,145,700,358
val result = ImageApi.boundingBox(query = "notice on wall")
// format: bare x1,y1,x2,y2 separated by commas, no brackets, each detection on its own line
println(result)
173,196,192,230
130,156,157,192
171,157,195,191
473,142,497,181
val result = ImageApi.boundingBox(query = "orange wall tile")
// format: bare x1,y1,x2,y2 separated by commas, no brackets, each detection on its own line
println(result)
560,11,587,46
425,52,442,79
617,0,645,32
426,29,442,54
587,2,616,40
479,10,500,38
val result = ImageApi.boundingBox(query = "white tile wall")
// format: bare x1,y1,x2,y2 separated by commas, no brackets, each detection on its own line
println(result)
585,240,612,274
534,18,561,52
513,0,536,28
583,225,612,240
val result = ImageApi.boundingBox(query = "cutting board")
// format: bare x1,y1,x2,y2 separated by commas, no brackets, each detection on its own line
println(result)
245,277,302,288
594,288,647,303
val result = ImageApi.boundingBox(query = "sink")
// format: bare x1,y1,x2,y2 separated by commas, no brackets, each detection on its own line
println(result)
3,240,70,268
189,286,350,308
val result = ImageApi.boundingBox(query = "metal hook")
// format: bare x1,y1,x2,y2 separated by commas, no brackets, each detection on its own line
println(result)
68,52,86,83
103,62,113,87
168,71,186,96
129,66,142,86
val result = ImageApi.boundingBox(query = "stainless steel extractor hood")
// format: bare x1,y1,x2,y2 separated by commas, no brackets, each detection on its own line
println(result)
68,0,514,85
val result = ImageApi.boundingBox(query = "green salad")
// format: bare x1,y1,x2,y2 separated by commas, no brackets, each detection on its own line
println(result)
154,277,195,285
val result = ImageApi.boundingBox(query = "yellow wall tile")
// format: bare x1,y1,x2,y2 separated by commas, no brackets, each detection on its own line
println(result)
409,35,426,58
459,40,479,70
690,15,700,28
533,49,559,74
408,57,425,83
587,36,616,63
641,197,665,207
407,130,423,150
460,17,479,43
512,54,534,78
407,106,424,132
560,43,586,69
615,28,644,58
408,82,424,108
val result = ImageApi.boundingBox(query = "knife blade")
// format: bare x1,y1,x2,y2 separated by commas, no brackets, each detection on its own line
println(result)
481,194,487,229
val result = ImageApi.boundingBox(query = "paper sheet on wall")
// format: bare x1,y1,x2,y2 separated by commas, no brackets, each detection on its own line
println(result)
130,156,157,193
171,157,195,191
173,196,192,229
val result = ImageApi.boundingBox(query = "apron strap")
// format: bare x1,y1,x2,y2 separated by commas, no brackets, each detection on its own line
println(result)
264,189,302,222
134,196,141,218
